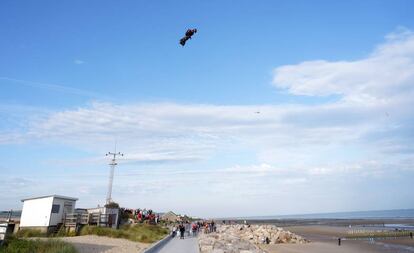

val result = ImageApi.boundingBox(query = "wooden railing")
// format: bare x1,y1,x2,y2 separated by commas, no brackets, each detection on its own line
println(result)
64,213,110,227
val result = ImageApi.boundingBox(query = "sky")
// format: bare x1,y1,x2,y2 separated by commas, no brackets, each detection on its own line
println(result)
1,0,414,218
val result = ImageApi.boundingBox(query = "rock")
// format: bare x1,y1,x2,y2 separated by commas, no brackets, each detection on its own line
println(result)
199,224,307,253
200,245,213,252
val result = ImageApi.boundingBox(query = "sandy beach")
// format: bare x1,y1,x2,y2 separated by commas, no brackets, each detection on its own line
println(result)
261,241,382,253
61,235,150,253
261,225,414,253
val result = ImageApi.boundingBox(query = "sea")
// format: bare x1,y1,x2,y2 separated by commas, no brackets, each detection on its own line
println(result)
239,209,414,220
0,210,21,219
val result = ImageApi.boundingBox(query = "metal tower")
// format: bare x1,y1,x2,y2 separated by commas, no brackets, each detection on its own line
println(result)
105,150,123,204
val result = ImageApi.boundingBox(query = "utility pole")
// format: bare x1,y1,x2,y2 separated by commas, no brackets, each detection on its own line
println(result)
105,149,123,204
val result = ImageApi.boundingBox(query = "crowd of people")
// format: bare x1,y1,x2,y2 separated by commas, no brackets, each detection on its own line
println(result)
122,208,160,224
172,221,217,239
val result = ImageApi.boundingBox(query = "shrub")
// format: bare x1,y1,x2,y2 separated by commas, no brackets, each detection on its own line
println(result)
0,237,77,253
104,202,120,209
79,224,169,243
67,231,77,237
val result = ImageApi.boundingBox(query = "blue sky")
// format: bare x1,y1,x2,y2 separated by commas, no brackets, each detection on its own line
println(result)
1,0,414,217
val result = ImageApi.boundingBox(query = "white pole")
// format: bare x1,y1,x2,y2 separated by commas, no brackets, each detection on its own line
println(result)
105,151,123,204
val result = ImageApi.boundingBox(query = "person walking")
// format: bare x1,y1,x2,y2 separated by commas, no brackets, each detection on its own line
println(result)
179,224,185,239
172,226,177,237
185,222,191,237
192,223,198,237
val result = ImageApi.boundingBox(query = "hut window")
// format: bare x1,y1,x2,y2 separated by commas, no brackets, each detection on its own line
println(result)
51,204,60,213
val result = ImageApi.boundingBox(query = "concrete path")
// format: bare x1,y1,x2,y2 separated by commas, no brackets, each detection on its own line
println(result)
157,236,200,253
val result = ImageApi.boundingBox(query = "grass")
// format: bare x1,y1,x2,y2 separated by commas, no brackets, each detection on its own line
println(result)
15,228,47,238
16,227,76,238
79,224,169,243
55,227,77,237
0,236,77,253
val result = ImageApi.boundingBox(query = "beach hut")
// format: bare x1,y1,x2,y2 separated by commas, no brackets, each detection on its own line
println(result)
87,206,120,229
20,195,77,232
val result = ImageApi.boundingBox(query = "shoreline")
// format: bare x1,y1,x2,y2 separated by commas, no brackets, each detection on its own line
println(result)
238,218,414,227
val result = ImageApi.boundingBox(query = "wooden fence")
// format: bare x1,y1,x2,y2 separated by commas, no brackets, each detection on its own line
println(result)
64,213,112,228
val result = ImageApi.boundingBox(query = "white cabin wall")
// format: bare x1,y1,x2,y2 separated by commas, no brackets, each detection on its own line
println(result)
49,198,76,226
20,197,53,227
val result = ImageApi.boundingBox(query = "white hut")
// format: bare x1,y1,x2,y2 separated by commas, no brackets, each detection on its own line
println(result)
20,195,77,232
87,206,119,229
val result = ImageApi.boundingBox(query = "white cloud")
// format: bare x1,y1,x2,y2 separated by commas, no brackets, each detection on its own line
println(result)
273,27,414,105
74,59,85,65
13,101,372,167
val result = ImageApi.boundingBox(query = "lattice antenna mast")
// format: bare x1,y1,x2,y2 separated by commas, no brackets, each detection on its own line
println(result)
105,147,123,204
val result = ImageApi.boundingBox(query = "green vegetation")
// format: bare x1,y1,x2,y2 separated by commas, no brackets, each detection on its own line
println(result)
55,227,77,237
80,224,169,243
104,202,120,209
15,228,47,238
16,227,76,238
0,237,77,253
346,230,413,239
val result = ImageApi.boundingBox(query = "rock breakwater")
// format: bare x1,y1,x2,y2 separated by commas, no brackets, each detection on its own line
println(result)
199,224,308,253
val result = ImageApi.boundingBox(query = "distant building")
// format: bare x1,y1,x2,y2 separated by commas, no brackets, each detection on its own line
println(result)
20,195,77,232
161,211,181,222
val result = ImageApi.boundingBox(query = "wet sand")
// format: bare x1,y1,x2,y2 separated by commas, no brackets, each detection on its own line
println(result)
377,238,414,246
261,241,382,253
261,225,414,253
284,225,349,240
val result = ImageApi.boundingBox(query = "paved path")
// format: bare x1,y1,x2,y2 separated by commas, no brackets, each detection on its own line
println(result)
157,236,200,253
